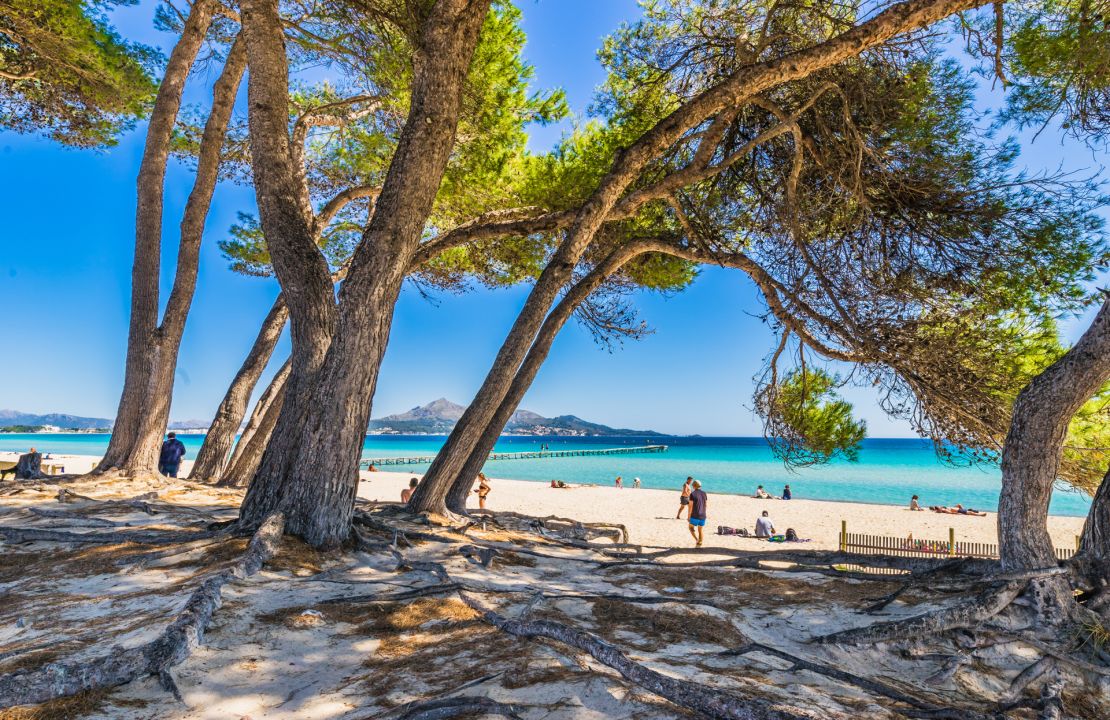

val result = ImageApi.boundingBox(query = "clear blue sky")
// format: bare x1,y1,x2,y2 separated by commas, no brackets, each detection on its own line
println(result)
0,1,1104,435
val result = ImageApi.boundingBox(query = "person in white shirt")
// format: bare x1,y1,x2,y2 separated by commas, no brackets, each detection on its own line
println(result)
754,510,776,538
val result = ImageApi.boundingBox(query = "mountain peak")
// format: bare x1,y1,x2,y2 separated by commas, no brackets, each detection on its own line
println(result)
368,400,661,437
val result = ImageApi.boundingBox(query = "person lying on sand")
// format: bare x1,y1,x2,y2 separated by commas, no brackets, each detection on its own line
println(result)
930,504,987,516
550,480,569,488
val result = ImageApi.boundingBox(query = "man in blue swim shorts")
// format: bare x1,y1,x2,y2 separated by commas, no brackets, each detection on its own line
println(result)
687,480,708,547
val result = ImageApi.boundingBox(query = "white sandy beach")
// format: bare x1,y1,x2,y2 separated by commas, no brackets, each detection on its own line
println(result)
357,469,1085,553
5,452,1084,552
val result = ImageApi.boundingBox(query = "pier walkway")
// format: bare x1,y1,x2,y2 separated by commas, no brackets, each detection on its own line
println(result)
360,444,667,468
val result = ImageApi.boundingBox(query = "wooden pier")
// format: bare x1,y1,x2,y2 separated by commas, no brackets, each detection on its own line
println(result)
360,444,668,467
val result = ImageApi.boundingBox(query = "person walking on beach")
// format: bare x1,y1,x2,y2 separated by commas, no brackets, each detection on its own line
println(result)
677,477,693,519
687,480,707,547
633,477,641,489
615,475,623,489
158,432,186,478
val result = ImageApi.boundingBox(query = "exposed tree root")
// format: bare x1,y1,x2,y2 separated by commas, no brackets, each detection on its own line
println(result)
815,581,1026,645
722,642,987,720
374,695,525,719
0,525,218,546
476,510,630,544
1002,657,1056,705
0,513,284,709
457,589,805,720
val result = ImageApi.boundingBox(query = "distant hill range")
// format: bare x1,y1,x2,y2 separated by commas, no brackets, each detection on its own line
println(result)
0,410,208,432
2,399,663,437
368,398,664,437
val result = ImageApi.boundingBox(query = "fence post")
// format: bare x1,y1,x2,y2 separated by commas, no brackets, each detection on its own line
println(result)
840,520,847,552
949,527,956,557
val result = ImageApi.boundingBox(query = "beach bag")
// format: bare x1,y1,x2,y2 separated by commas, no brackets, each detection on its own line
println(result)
785,528,798,542
717,526,737,535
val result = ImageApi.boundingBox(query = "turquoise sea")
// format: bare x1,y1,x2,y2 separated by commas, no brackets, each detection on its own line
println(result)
0,434,1092,517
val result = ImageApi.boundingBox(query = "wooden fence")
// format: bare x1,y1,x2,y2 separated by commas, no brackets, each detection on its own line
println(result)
839,521,1077,562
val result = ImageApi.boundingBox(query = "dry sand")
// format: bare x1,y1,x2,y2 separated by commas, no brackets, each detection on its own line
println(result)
359,469,1086,553
9,452,1084,551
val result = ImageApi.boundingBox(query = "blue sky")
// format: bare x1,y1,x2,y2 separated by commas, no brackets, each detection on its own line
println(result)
0,1,1105,436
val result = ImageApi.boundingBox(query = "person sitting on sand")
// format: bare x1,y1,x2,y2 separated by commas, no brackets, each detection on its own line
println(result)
475,472,491,509
782,484,792,500
550,480,569,488
677,477,693,519
687,480,708,547
401,477,418,503
755,510,776,538
910,495,924,511
754,485,772,499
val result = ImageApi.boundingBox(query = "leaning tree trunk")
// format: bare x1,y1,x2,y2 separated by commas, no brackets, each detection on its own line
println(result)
236,0,491,548
218,358,290,487
439,241,663,513
190,296,288,482
1073,467,1110,613
409,0,988,513
97,19,245,478
998,299,1110,617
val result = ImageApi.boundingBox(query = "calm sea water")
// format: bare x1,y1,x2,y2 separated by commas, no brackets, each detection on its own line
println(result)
0,433,1092,517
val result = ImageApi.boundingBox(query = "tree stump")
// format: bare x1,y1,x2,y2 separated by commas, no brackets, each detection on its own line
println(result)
0,452,46,480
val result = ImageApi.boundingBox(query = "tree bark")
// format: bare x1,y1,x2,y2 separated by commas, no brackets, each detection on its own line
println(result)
407,0,991,514
999,299,1110,572
438,241,664,513
237,0,492,547
96,19,244,477
1073,467,1110,606
190,295,288,482
219,358,290,487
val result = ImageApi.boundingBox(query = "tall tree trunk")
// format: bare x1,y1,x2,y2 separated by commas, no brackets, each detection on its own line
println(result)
437,241,662,513
96,16,243,477
1073,468,1110,612
219,358,290,487
236,0,492,547
998,300,1110,617
407,0,987,514
190,296,288,482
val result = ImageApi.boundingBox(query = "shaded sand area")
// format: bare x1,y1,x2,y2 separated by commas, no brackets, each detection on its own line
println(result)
357,470,1085,554
1,468,1104,719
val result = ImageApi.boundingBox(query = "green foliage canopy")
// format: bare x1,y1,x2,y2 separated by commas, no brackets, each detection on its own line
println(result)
0,0,157,147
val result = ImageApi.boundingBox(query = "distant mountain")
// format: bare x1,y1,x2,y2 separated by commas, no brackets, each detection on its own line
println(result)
0,410,112,430
368,398,663,436
0,410,214,432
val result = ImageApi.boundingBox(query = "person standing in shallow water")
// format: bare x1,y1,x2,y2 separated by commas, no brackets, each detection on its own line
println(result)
687,480,708,547
158,432,186,478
